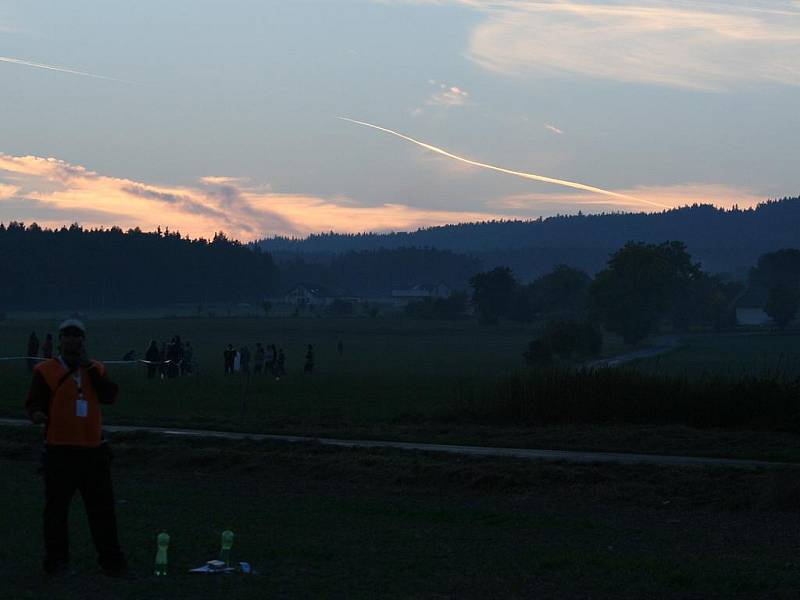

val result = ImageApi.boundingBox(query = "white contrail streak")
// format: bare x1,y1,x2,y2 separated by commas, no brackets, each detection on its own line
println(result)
339,117,670,209
0,56,134,83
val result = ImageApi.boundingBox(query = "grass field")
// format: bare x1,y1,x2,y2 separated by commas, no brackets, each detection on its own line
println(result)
4,316,800,596
0,315,543,424
634,331,800,379
3,426,800,599
2,315,800,460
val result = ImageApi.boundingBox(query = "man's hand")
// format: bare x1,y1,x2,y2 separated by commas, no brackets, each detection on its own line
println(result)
78,345,92,368
31,411,48,425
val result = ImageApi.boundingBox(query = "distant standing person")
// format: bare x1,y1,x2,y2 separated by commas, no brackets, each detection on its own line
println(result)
304,344,314,374
145,340,160,379
254,343,265,374
233,348,241,372
184,342,194,375
25,318,127,577
27,331,40,372
41,333,54,359
276,348,286,380
265,344,276,376
223,344,235,375
240,345,251,374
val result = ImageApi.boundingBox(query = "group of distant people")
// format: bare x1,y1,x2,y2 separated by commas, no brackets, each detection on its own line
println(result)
223,342,319,379
26,331,344,381
144,335,195,379
26,331,54,371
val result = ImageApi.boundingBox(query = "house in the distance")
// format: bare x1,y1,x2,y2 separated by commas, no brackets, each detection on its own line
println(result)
735,286,771,326
391,281,452,302
284,283,340,307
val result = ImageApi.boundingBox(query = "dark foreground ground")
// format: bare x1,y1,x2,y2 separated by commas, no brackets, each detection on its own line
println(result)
3,426,800,599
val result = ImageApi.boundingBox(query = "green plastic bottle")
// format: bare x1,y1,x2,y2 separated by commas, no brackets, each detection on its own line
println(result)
154,532,170,576
219,530,234,567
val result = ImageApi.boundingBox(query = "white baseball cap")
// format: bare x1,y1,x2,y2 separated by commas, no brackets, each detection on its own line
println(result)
58,318,86,335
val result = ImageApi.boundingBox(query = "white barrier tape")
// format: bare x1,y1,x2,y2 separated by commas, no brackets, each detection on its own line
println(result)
0,357,181,365
104,359,179,365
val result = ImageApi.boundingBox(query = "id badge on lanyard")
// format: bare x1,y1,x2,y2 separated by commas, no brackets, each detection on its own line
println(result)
75,369,88,417
60,358,88,418
75,368,88,417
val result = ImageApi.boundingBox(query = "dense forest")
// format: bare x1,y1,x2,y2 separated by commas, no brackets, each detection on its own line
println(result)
0,224,279,309
0,224,478,308
258,198,800,280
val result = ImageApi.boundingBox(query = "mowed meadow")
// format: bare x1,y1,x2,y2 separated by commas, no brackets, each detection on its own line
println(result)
3,314,800,458
0,314,543,428
4,316,800,596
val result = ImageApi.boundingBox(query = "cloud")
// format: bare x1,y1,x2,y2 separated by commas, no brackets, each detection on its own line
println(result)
0,197,126,224
1,155,765,237
0,183,19,199
382,1,800,90
413,80,472,115
487,183,766,214
544,124,564,135
199,176,251,186
427,84,470,107
0,153,513,239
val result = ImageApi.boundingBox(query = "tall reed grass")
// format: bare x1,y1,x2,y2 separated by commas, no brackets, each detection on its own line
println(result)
455,367,800,431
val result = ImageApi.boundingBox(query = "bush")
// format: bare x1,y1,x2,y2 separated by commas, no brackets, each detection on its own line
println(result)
522,339,553,367
523,320,602,366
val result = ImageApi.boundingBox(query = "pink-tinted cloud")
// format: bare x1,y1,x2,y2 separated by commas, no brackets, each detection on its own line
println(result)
413,80,472,115
0,153,512,240
383,1,800,90
487,183,766,214
427,82,470,107
0,183,19,199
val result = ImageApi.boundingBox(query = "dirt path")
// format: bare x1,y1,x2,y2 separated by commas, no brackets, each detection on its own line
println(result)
585,335,681,369
0,417,791,469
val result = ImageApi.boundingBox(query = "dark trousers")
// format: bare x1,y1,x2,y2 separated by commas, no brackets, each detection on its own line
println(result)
43,445,125,570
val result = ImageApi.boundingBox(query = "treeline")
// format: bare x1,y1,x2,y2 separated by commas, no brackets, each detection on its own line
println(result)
481,241,742,340
0,223,279,309
0,223,481,309
275,247,481,296
258,198,800,279
465,243,800,366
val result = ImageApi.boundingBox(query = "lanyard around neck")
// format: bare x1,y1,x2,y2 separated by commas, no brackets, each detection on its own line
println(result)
58,356,83,392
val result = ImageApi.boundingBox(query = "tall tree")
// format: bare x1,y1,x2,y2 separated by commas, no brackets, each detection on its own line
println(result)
527,264,591,316
469,267,518,324
591,241,699,344
765,284,800,329
751,248,800,329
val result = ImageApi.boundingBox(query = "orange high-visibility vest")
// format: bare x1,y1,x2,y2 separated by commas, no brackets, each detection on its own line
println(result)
35,358,106,447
